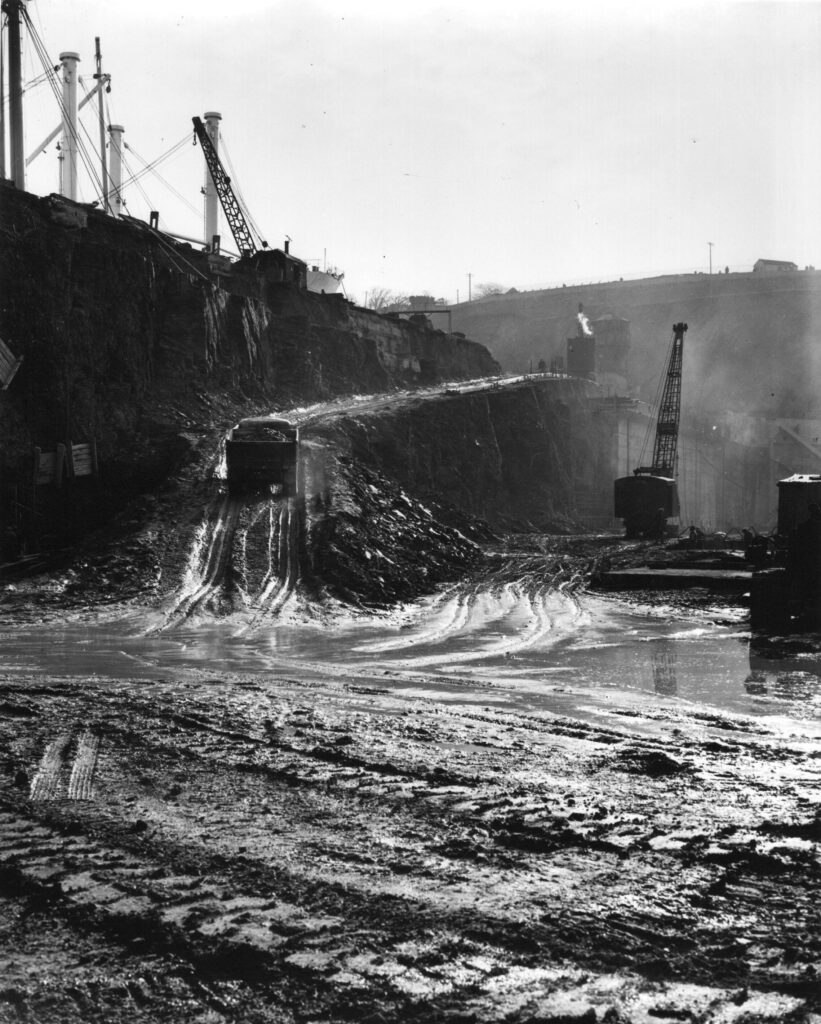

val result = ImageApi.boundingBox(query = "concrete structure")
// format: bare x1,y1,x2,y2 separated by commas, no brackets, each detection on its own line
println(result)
59,52,80,202
592,314,630,393
202,112,222,252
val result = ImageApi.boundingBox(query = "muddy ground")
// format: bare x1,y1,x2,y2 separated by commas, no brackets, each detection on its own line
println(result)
1,428,820,1022
1,548,820,1024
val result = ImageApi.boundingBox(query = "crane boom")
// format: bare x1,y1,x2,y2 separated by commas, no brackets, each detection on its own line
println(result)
192,115,256,257
650,321,687,476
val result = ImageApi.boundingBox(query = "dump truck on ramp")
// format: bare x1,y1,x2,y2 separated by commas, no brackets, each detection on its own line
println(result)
225,417,298,495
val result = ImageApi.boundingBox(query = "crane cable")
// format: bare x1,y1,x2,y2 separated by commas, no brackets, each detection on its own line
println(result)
637,328,676,470
217,131,267,249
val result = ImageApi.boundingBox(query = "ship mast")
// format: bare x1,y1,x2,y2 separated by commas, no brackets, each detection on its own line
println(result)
3,0,26,189
94,37,109,213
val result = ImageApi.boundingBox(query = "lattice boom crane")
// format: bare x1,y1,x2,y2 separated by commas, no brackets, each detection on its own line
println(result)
641,321,687,477
614,321,688,538
192,115,258,257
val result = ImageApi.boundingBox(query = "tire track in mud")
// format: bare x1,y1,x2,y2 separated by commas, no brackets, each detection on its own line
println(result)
67,730,101,800
357,580,583,669
29,732,73,801
155,495,242,631
243,496,301,629
157,486,302,635
29,729,103,802
3,671,821,1021
1,790,818,1024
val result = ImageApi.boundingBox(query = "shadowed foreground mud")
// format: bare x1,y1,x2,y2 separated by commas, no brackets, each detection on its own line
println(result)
1,651,819,1023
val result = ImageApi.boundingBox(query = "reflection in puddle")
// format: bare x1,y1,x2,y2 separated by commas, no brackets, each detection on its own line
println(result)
652,642,677,697
746,636,821,709
2,587,820,723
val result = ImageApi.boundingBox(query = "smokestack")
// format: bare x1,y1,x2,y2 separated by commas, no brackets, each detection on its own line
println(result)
59,51,81,201
577,302,593,338
107,124,124,217
202,111,221,251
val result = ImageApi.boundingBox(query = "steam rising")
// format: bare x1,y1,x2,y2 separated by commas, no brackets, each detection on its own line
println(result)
577,303,593,337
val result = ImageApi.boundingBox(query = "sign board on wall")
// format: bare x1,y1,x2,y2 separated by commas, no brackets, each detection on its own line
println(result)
34,445,66,487
33,441,98,486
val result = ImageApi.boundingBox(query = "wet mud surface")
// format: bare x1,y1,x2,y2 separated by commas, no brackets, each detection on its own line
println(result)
1,625,819,1023
1,418,820,1021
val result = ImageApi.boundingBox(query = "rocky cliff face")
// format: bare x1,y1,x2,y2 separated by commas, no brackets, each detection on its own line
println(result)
305,379,594,536
0,184,497,557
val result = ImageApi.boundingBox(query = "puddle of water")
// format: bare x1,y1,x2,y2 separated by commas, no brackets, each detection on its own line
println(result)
2,588,820,727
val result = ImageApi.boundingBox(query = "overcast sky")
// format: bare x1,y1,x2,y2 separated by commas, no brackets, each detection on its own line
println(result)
15,0,821,302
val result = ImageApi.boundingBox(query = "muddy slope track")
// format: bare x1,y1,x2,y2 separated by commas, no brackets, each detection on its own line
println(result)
1,667,819,1023
154,487,302,632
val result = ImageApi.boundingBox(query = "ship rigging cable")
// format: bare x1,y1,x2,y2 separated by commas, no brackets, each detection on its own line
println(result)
121,137,200,217
219,132,266,249
21,7,105,200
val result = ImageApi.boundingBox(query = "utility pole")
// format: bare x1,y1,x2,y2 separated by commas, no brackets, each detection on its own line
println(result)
467,272,472,302
94,37,109,213
5,0,26,190
708,241,713,276
0,19,6,179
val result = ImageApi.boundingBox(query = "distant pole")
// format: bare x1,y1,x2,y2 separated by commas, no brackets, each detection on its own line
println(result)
468,273,472,301
708,241,713,276
94,38,109,213
456,288,459,304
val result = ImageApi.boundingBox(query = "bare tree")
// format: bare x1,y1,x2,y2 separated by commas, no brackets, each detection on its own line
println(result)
365,287,410,312
474,282,506,298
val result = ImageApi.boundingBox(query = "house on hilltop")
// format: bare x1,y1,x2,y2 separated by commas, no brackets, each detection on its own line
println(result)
753,258,798,273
